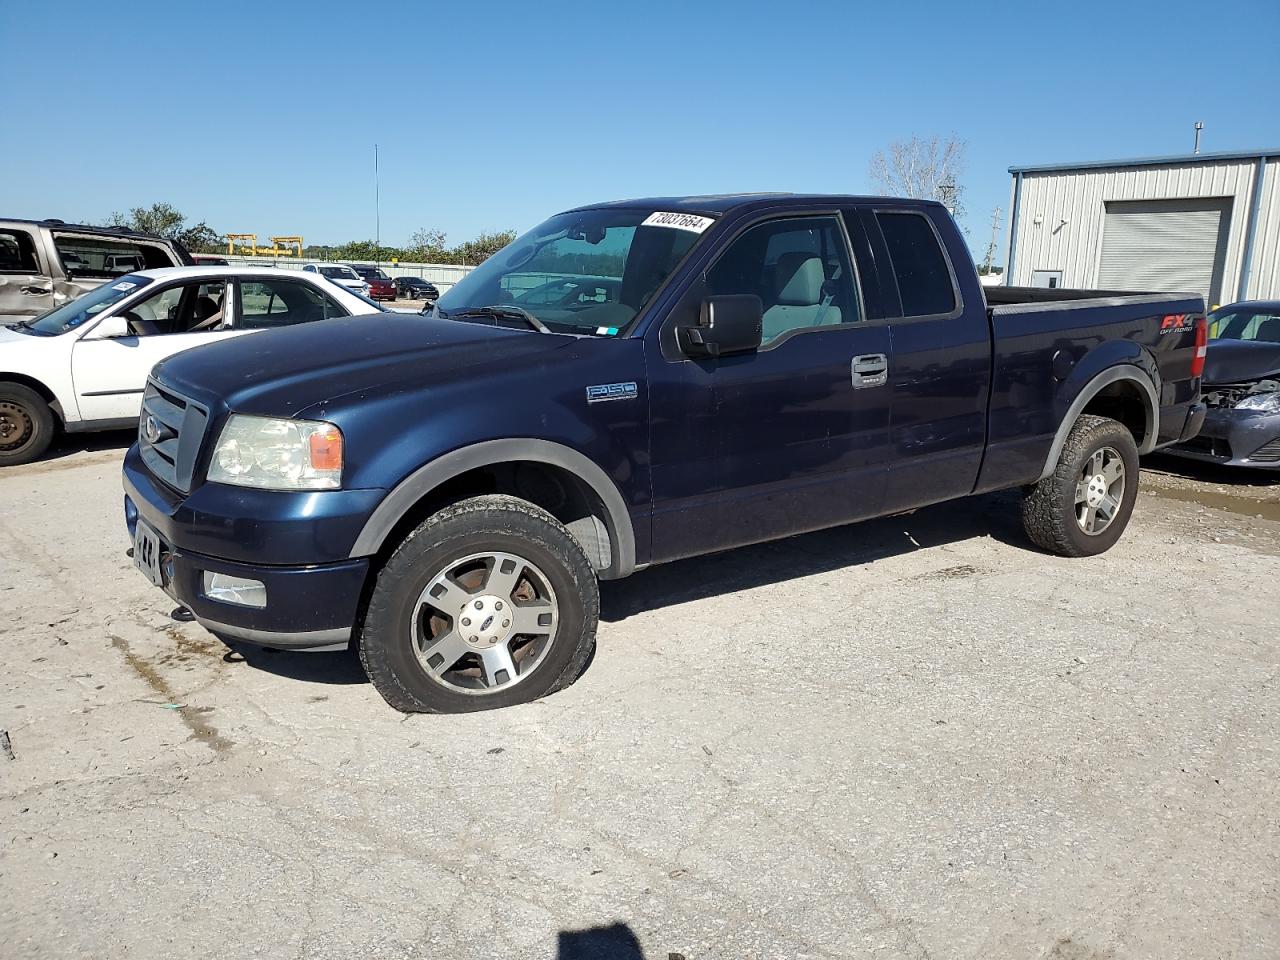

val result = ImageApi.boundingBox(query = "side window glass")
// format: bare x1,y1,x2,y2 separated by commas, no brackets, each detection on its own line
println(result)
706,216,860,346
0,229,40,274
239,279,336,329
874,212,957,317
121,281,225,336
52,235,170,278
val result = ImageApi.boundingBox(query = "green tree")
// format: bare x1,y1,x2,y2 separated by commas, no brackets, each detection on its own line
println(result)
105,202,222,253
453,229,516,266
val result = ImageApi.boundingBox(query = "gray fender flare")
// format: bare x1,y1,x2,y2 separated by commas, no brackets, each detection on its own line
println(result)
349,438,637,579
1038,365,1159,481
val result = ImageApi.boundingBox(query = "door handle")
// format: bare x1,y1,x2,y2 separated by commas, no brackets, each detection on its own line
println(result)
20,285,52,296
851,353,888,388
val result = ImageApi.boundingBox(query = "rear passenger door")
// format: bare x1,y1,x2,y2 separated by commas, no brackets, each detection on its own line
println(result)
647,212,892,562
850,207,991,512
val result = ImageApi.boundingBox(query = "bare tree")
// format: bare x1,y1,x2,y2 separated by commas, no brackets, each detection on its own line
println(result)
869,135,968,222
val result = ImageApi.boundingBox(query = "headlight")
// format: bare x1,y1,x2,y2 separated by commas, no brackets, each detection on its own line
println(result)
208,415,343,490
1235,392,1280,413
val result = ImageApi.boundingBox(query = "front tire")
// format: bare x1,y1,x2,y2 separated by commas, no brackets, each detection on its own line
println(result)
0,382,55,466
1021,414,1140,557
358,495,599,713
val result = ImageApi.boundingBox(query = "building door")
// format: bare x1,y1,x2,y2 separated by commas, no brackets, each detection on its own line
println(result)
1030,270,1063,288
1097,198,1231,303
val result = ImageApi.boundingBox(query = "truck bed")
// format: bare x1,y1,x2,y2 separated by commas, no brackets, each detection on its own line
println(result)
985,285,1199,311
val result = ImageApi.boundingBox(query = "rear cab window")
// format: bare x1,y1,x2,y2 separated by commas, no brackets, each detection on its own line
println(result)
874,211,958,318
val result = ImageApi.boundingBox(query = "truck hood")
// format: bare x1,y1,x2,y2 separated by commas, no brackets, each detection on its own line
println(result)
153,312,576,417
1204,339,1280,384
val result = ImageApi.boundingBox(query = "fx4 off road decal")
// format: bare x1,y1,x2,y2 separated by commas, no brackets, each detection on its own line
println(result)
1160,314,1195,334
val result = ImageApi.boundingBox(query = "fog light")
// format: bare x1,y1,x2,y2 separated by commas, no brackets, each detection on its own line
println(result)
202,572,267,608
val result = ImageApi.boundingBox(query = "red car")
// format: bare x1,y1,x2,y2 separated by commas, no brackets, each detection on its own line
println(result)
349,265,397,301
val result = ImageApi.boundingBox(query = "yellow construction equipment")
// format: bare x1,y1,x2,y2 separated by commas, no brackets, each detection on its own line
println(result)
225,234,305,257
226,233,258,257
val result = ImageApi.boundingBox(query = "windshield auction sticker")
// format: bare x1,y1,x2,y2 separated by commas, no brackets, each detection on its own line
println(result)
642,212,714,233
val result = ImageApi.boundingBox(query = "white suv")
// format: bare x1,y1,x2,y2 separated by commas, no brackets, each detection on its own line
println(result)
0,265,386,465
302,262,370,295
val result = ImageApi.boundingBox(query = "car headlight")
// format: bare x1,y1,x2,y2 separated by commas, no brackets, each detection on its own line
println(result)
208,415,343,490
1235,392,1280,413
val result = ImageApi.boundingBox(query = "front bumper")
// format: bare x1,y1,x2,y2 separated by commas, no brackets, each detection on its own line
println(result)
1164,404,1280,469
123,445,377,650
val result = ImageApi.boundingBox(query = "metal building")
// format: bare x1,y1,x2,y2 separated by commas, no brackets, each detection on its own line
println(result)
1005,148,1280,307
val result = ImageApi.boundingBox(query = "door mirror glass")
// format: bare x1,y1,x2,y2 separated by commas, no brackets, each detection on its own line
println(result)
680,295,762,358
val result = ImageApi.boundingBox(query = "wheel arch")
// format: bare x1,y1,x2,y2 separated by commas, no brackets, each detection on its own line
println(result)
1038,365,1159,481
350,439,637,580
0,372,66,427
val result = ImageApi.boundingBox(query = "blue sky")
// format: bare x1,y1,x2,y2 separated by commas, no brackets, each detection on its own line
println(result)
3,0,1277,258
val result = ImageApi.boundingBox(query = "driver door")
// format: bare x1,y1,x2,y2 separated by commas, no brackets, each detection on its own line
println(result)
71,278,238,423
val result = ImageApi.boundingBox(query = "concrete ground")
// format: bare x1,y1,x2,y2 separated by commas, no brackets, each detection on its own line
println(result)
1,438,1277,960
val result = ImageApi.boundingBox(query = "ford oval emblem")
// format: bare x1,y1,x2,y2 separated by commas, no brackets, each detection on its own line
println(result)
144,415,161,444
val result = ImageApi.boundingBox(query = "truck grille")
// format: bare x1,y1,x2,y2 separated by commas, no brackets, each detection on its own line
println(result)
138,380,210,493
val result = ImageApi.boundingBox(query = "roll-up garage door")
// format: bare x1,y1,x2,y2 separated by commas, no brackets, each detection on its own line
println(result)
1097,198,1231,303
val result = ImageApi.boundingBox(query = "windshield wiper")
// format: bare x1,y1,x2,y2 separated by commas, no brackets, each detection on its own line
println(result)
446,304,551,334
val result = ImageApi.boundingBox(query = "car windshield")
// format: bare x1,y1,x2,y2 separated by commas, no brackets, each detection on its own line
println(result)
1212,309,1280,343
19,275,154,336
320,266,358,280
436,208,710,335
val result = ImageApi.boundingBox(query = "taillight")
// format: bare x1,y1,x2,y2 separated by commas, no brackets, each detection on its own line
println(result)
1191,315,1208,378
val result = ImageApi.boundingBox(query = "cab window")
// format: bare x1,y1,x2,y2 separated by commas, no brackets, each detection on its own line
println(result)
705,216,860,345
874,212,957,318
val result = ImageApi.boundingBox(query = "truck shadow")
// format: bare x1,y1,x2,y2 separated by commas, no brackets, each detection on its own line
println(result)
600,489,1027,622
219,490,1030,687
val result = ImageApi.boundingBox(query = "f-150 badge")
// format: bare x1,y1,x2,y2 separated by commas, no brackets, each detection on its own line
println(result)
586,382,638,403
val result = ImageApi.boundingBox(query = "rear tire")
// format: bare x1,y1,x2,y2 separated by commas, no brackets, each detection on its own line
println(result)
358,494,599,713
1021,414,1139,557
0,382,55,466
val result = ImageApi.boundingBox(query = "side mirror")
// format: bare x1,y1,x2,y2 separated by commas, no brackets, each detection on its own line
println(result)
85,313,130,339
679,295,762,358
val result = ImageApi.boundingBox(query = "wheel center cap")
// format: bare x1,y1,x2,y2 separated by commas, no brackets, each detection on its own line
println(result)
1086,474,1108,508
458,594,511,648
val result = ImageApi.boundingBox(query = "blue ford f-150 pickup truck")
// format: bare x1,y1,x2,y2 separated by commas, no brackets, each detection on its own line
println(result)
123,194,1208,713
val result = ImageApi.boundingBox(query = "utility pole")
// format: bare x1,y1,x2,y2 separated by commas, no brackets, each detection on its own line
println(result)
1194,121,1204,155
938,175,957,216
982,205,1002,274
374,143,381,261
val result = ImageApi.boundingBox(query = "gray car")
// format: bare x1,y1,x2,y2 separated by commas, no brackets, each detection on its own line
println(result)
0,219,191,322
1166,300,1280,469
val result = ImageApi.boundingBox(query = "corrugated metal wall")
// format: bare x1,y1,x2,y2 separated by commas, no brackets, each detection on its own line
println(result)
220,255,475,292
1009,157,1279,304
1248,161,1280,299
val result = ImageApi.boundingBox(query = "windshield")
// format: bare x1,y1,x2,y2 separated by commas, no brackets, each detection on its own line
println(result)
436,208,709,335
20,275,154,336
320,266,358,280
1212,309,1280,343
